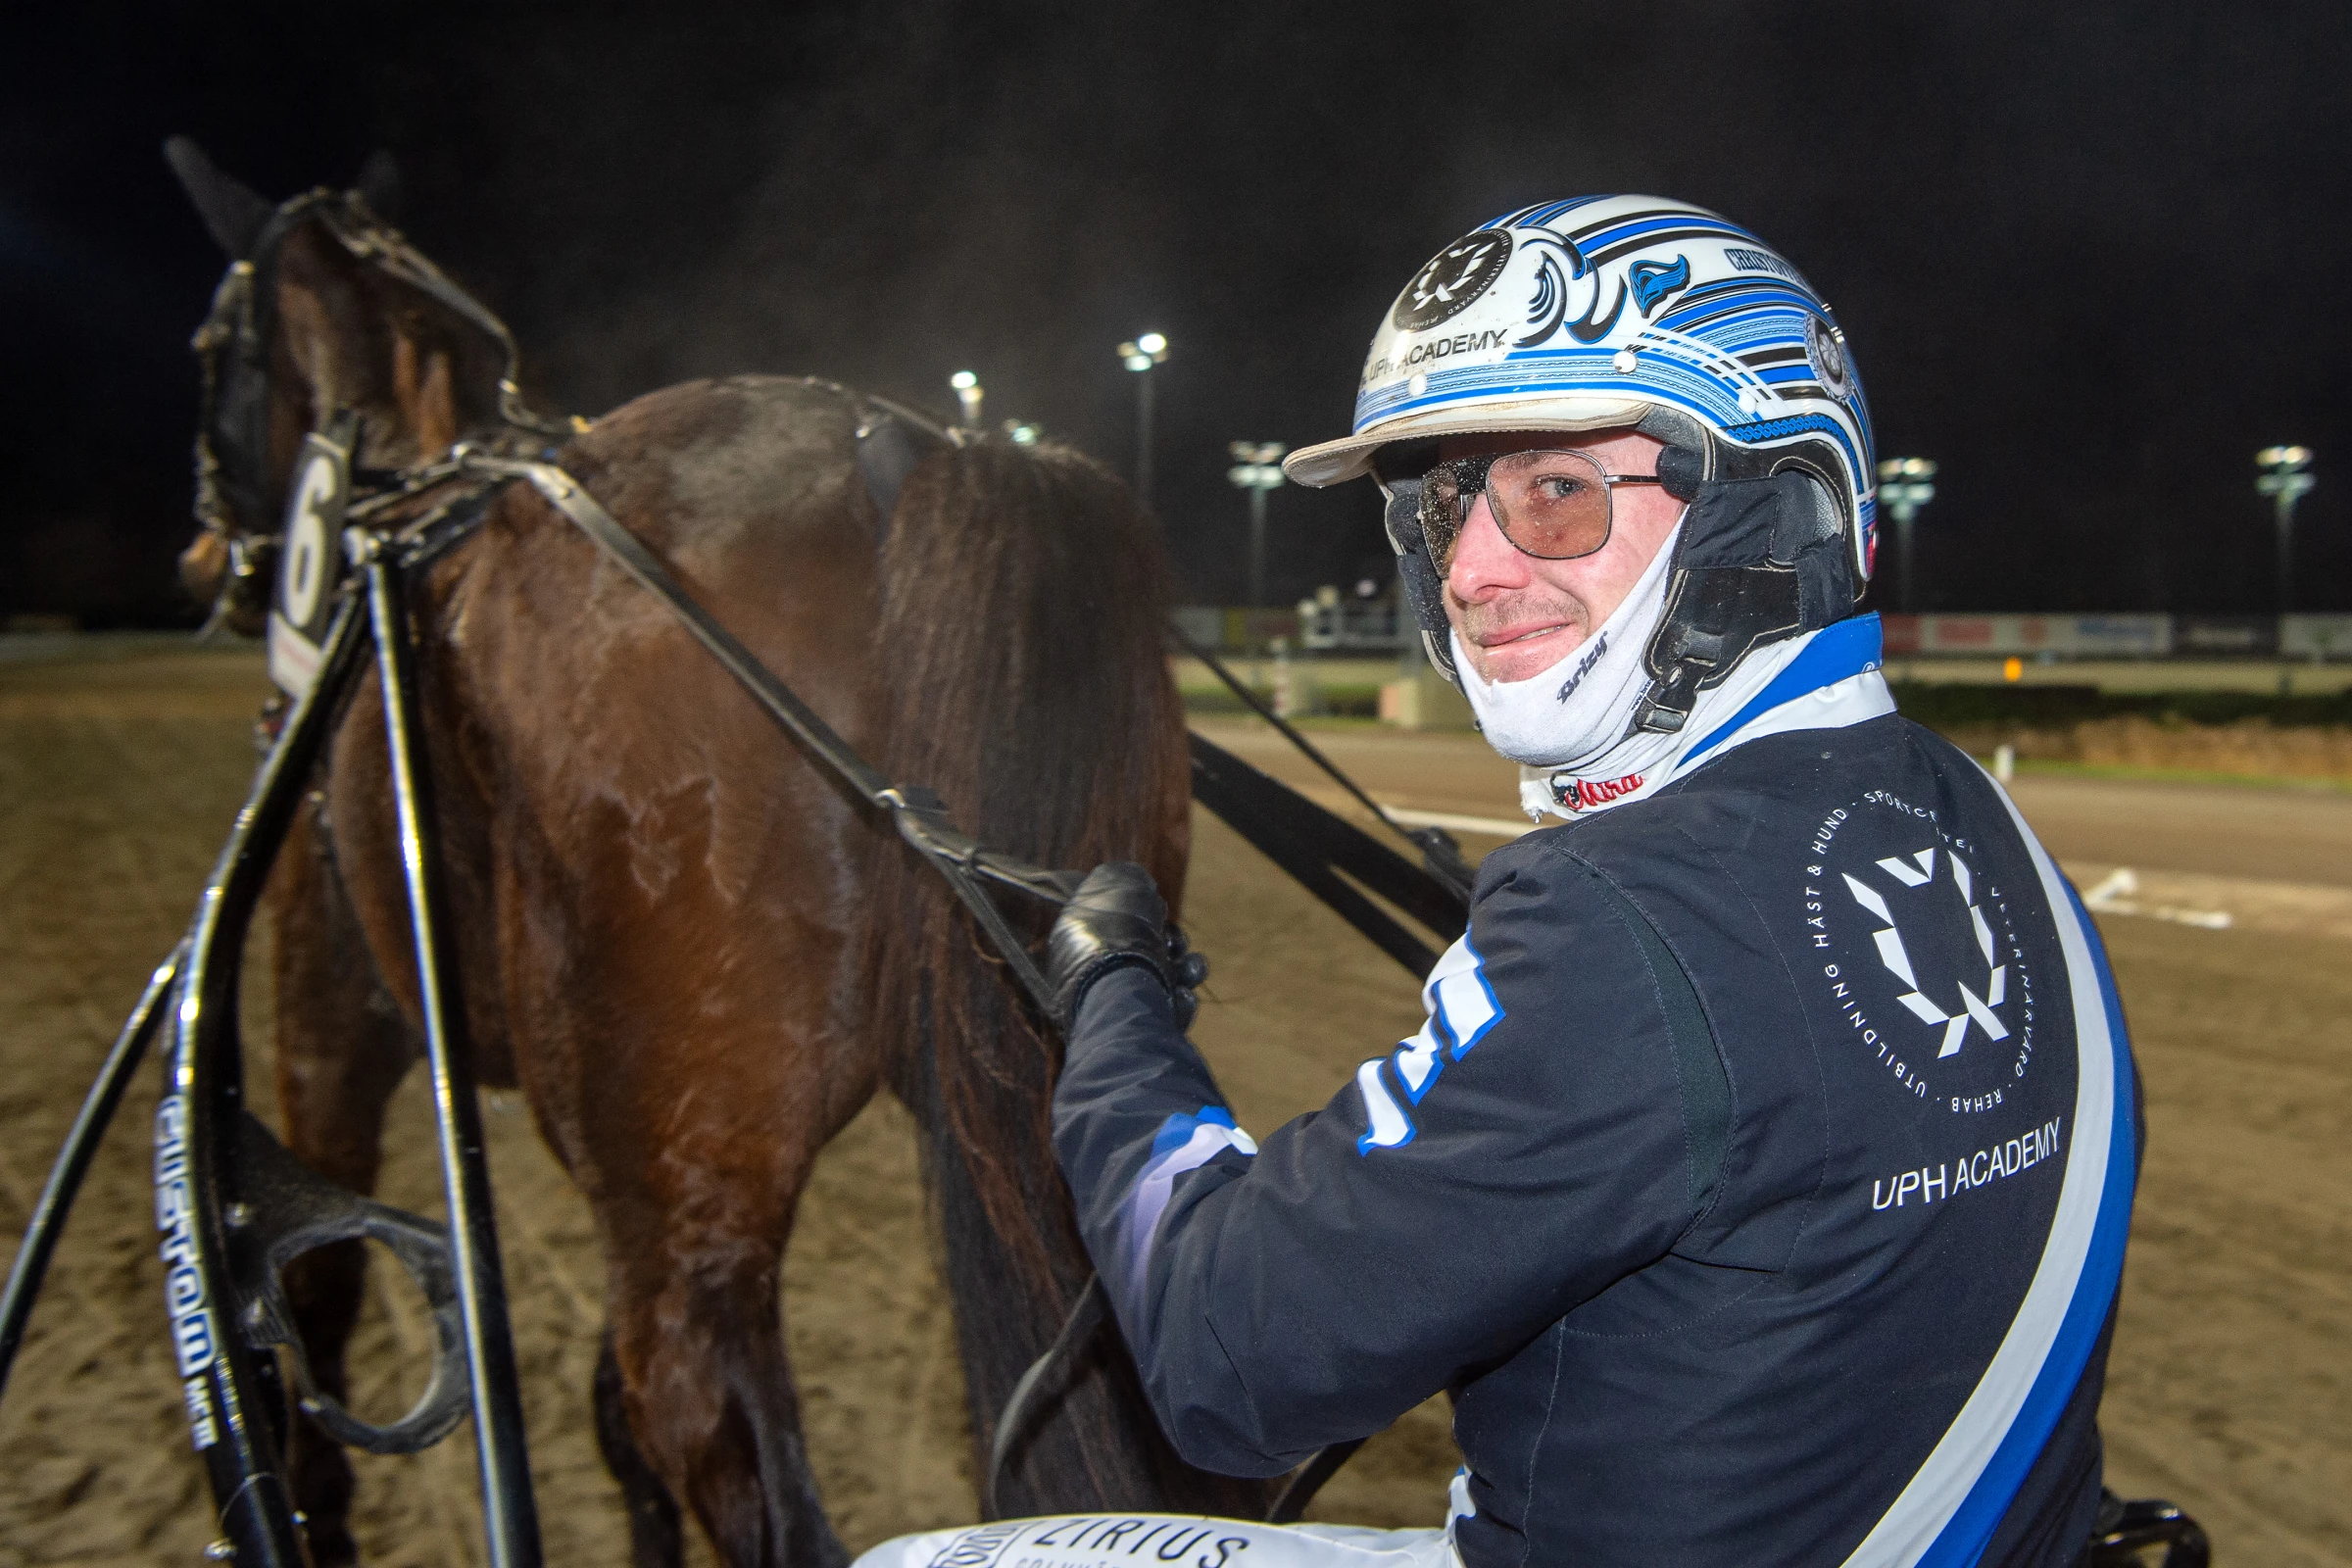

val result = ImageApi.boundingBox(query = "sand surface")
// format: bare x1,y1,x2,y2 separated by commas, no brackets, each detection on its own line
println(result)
2,653,2344,1565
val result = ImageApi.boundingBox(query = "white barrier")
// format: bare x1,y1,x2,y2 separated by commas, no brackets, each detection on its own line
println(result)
1881,614,2174,659
1195,610,2352,662
2282,614,2352,661
1885,613,2352,661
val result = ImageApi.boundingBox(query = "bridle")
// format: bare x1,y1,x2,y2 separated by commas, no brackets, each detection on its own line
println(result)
184,189,583,631
189,190,570,527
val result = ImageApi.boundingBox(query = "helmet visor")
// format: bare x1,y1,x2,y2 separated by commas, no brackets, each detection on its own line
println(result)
1418,449,1664,573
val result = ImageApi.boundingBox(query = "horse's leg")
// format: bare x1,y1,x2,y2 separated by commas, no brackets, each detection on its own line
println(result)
502,829,865,1568
596,1328,684,1568
269,798,418,1568
597,1137,846,1568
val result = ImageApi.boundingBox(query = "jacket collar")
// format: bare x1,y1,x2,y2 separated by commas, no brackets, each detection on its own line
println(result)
1519,612,1894,820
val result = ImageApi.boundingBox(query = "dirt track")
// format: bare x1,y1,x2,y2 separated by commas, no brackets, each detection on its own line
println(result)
2,649,2346,1565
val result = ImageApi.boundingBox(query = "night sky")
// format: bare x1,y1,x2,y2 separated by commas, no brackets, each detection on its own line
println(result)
6,2,2348,626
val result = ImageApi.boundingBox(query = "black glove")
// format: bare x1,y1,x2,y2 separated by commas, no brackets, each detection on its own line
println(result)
1045,861,1209,1034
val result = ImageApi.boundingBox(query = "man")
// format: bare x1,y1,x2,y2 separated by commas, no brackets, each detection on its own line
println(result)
869,199,2139,1567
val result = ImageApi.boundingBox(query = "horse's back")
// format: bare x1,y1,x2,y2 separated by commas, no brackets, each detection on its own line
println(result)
448,371,884,867
487,372,881,702
560,374,868,559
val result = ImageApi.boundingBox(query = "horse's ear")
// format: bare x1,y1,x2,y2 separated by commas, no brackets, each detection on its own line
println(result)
353,149,402,222
164,136,274,258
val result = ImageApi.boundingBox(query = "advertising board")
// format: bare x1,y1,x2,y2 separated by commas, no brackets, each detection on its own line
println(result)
2280,614,2352,661
2175,615,2276,657
1881,614,2173,658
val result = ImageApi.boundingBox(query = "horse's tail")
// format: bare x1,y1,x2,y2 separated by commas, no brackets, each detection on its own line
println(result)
865,441,1251,1515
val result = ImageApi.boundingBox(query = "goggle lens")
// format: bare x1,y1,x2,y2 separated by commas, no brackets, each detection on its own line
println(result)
1419,449,1652,573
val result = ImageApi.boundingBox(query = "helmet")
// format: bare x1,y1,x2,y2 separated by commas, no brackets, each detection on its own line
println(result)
1287,195,1877,563
1287,197,1878,715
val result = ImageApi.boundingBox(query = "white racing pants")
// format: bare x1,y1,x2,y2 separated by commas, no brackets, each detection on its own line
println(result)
850,1515,1461,1568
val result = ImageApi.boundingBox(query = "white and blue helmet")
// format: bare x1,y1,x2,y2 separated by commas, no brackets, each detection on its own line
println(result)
1284,195,1879,589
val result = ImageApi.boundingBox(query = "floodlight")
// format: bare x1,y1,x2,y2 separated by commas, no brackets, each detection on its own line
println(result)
1874,456,1939,613
2256,445,2318,613
1227,440,1289,616
948,370,984,428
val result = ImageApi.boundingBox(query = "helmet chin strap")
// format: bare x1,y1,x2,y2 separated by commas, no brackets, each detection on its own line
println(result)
1632,447,1855,733
1382,477,1459,686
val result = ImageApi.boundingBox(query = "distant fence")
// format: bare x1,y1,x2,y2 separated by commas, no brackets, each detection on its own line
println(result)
1883,613,2352,661
1173,607,1288,652
1174,604,1410,653
1297,601,1408,652
1177,608,2352,661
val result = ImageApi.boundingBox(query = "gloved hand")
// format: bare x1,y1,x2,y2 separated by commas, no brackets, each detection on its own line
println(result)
1045,861,1209,1034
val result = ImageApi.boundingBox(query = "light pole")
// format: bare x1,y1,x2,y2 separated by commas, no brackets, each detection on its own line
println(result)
2256,445,2315,614
949,369,983,430
1876,457,1939,612
1117,331,1168,510
1227,442,1288,627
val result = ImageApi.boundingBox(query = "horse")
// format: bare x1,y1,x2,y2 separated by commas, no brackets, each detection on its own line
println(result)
162,140,1268,1567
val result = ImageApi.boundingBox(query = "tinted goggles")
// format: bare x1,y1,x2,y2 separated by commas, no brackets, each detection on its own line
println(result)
1417,449,1665,573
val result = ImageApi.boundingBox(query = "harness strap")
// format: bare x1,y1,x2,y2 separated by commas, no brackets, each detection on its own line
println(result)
854,412,933,526
984,1274,1108,1516
844,385,962,529
1188,735,1463,973
456,452,1075,1016
1174,625,1475,904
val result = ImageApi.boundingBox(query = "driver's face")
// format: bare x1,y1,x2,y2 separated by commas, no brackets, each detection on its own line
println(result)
1437,427,1684,685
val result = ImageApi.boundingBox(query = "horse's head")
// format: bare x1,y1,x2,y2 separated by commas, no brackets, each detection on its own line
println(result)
164,137,537,632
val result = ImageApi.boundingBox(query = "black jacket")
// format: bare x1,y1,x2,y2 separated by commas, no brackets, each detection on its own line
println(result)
1054,703,2140,1568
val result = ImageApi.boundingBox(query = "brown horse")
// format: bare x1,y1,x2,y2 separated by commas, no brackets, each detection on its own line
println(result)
165,144,1265,1567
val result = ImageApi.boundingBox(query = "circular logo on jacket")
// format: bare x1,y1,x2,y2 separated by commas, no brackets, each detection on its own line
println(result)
1393,229,1513,332
1803,793,2035,1115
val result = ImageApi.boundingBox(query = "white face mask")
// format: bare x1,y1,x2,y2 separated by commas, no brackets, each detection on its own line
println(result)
1450,519,1683,768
